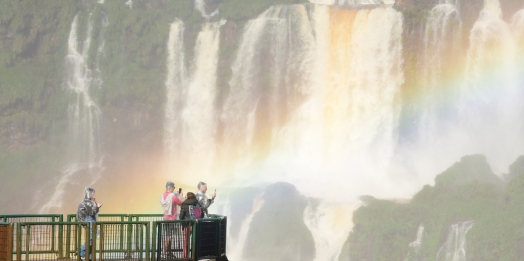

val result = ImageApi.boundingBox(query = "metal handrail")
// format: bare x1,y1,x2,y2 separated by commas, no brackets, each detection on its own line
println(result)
0,215,63,257
1,214,227,261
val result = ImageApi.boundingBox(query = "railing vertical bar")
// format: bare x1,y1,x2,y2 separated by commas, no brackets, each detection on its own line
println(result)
125,223,131,259
24,225,29,261
192,221,198,260
58,216,63,258
99,224,104,261
77,224,82,261
145,223,150,261
15,224,20,261
121,216,125,253
151,222,156,261
51,217,55,253
90,223,96,261
66,221,71,259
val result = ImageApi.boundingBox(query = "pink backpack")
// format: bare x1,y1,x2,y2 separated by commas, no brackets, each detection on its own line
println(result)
190,205,203,219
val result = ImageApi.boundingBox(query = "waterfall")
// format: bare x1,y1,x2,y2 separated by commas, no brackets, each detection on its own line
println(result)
404,0,524,186
457,0,521,172
164,19,224,181
419,0,461,140
163,2,403,202
181,20,225,180
303,201,356,261
40,13,105,213
404,225,425,261
436,221,475,261
461,0,515,121
219,3,405,199
225,195,264,260
222,4,316,165
164,19,187,162
217,5,403,258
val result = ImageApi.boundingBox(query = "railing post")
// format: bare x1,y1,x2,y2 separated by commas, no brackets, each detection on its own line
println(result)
182,221,193,258
99,224,104,261
151,222,157,261
126,223,132,259
15,224,20,261
65,222,71,259
192,220,198,260
77,224,82,261
58,215,63,259
91,223,96,261
145,223,150,261
24,225,29,261
51,216,56,254
137,224,142,261
122,216,127,254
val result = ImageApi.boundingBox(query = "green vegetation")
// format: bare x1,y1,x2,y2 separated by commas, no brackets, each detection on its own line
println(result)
345,154,524,260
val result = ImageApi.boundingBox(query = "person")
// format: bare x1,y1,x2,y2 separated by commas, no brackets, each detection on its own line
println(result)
196,181,216,218
179,192,199,220
159,181,183,259
179,192,199,258
77,187,103,259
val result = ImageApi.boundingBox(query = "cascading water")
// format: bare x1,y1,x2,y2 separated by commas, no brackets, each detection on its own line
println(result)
40,13,105,213
221,4,405,199
222,195,264,260
164,19,187,163
456,0,522,173
160,0,524,259
222,4,316,167
164,3,403,259
181,20,225,180
303,201,357,261
419,0,461,140
403,0,524,190
404,225,425,261
164,18,225,181
435,221,474,261
216,4,404,260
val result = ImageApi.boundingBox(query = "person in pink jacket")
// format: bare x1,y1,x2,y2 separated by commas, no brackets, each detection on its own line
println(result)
159,181,183,258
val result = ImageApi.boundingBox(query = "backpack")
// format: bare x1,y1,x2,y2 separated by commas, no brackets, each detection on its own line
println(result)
189,205,203,219
160,193,174,215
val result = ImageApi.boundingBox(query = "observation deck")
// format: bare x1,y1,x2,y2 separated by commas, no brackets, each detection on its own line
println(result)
0,214,228,261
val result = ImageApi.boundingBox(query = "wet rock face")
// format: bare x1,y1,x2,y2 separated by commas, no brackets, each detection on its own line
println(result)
243,182,315,261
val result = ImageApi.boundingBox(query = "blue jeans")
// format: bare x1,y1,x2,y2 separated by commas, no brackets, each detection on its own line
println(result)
80,216,96,258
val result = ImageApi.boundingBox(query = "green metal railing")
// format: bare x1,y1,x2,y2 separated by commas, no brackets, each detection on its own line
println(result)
17,222,86,261
0,215,63,259
17,221,150,261
153,220,195,261
1,214,227,261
